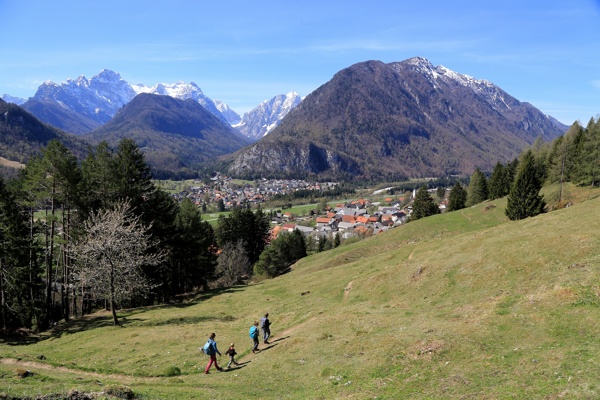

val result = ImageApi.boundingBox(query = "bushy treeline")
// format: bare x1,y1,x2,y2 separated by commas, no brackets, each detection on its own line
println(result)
0,139,274,332
447,117,600,219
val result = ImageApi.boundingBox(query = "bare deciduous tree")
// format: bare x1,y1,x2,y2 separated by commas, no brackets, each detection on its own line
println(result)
73,201,162,326
216,240,251,286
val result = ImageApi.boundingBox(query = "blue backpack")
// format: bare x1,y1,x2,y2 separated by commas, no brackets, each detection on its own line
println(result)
249,326,258,339
201,340,212,355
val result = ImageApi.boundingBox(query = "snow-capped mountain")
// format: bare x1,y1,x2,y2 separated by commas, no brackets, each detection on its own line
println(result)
1,94,26,105
130,81,228,124
235,92,302,141
25,69,136,128
214,100,241,125
20,70,237,133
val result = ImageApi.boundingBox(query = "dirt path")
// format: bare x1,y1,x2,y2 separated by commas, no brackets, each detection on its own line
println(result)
281,316,318,336
461,209,472,221
0,358,161,383
343,281,354,302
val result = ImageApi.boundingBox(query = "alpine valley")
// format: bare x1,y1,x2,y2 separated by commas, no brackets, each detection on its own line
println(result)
1,57,568,181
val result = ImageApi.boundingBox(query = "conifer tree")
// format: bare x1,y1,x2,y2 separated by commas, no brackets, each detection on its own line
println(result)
466,168,489,206
447,182,467,212
488,162,510,199
0,177,36,330
410,186,440,221
215,208,271,265
575,118,600,186
172,198,217,293
505,150,546,220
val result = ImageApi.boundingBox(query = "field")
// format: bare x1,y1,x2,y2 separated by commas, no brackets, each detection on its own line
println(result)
1,185,599,399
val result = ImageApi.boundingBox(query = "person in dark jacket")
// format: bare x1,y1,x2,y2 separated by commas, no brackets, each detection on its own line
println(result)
260,312,271,344
225,342,239,368
204,332,223,374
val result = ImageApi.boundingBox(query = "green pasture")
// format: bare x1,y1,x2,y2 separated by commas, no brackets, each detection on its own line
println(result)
2,184,599,399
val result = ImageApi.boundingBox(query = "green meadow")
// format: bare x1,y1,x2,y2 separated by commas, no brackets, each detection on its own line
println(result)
1,185,599,399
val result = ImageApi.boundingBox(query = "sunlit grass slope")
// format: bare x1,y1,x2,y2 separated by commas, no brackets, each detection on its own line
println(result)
1,185,599,399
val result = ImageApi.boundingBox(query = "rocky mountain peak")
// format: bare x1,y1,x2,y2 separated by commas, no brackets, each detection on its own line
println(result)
235,91,302,141
227,57,567,181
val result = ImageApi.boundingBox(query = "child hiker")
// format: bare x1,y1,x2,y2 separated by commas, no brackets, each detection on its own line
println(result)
225,343,239,368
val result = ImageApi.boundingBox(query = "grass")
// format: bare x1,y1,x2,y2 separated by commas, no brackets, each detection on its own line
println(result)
1,184,599,399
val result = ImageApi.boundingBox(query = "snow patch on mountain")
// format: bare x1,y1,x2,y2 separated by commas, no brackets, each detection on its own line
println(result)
214,100,241,125
1,94,26,105
130,81,228,123
395,57,515,111
236,92,302,141
21,68,298,135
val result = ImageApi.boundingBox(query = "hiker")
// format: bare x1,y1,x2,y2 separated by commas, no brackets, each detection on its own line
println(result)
249,321,260,353
204,332,223,374
260,312,271,344
225,342,239,368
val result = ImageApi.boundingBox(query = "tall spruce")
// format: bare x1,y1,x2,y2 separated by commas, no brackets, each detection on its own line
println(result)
575,118,600,186
410,186,440,221
18,140,81,327
255,229,307,278
466,168,489,206
215,208,271,265
488,162,511,199
447,182,467,212
506,150,546,220
0,177,36,331
172,198,217,293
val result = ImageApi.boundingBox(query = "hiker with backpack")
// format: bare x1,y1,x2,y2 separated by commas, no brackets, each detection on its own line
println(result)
249,321,260,353
202,332,223,374
260,312,271,344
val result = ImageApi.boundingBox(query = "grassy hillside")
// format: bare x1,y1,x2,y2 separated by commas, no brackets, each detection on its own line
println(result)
1,185,599,399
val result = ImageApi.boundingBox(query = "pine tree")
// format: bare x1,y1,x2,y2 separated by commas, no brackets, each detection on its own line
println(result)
575,118,600,186
172,198,217,293
488,162,510,199
466,168,488,206
79,141,116,216
506,150,546,220
410,186,440,221
447,182,467,212
0,177,35,330
215,209,271,265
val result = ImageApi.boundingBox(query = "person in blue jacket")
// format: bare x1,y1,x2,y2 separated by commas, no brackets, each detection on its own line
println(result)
204,332,223,374
249,321,260,353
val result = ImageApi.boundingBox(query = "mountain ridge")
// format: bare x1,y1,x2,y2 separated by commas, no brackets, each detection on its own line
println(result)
226,57,567,180
13,70,299,140
84,93,250,179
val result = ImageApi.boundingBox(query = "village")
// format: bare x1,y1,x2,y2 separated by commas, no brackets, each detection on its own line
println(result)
171,174,449,242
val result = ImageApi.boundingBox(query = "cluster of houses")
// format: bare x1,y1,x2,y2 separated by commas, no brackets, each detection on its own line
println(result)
171,175,339,210
270,199,410,241
171,176,449,242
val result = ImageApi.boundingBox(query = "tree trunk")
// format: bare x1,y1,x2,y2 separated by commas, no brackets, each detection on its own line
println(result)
62,206,70,322
111,298,119,326
109,262,119,326
29,210,36,328
1,258,6,331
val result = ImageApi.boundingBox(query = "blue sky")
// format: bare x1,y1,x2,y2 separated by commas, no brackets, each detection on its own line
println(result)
1,0,599,125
